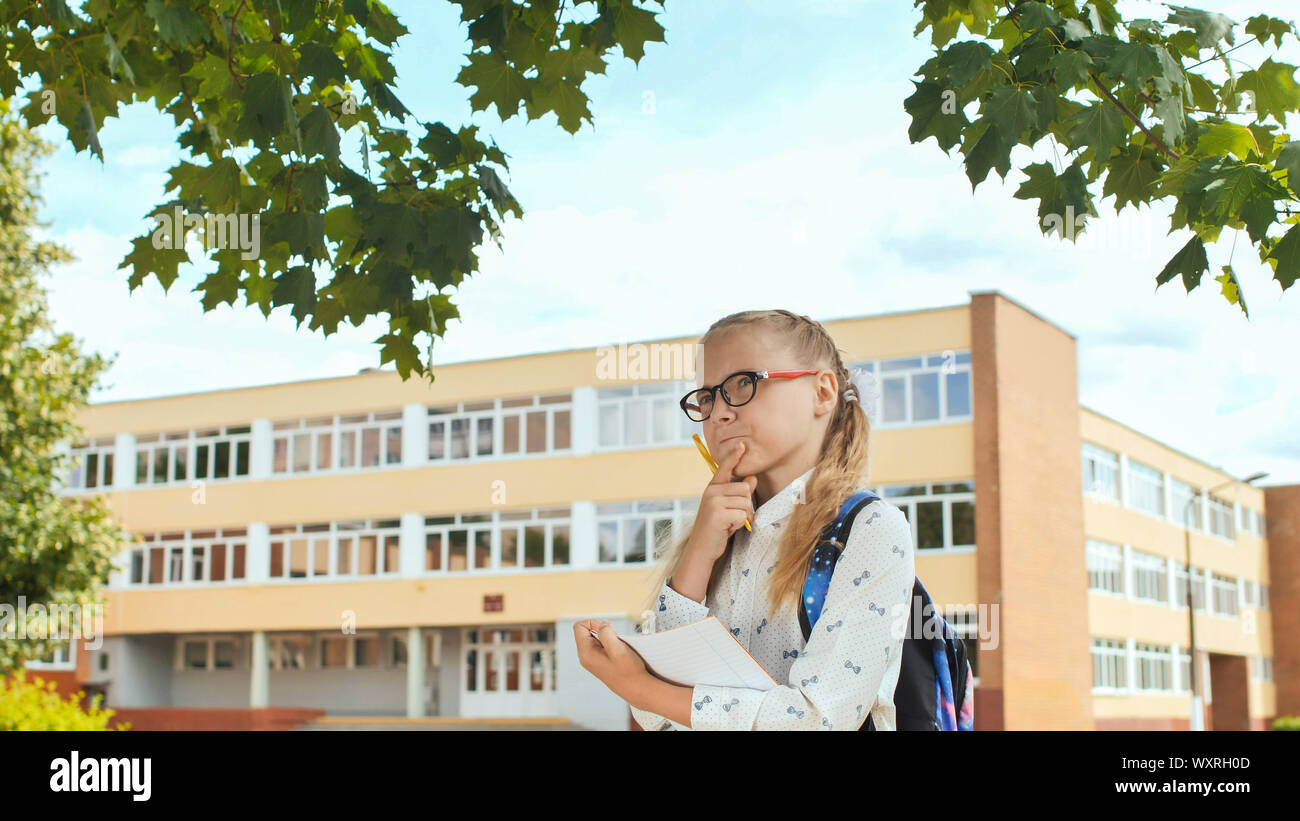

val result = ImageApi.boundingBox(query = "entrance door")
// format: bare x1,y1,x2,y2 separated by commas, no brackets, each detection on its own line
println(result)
460,625,557,718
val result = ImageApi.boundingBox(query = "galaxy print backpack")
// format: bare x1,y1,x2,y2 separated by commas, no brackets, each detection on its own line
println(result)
798,489,975,731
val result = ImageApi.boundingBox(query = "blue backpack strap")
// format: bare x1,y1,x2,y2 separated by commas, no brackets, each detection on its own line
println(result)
913,576,966,731
799,489,880,640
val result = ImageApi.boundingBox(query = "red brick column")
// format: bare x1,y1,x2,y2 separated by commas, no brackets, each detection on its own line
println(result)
970,291,1094,730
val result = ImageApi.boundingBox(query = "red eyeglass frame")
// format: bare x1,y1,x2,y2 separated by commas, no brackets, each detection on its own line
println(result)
679,369,821,421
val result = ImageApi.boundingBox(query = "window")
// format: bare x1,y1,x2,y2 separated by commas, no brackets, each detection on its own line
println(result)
596,382,697,449
272,410,403,475
1126,459,1164,517
596,498,699,565
1086,539,1123,594
1134,643,1173,691
25,639,76,670
462,624,557,693
125,529,248,587
1082,443,1119,501
65,437,116,491
424,507,573,573
851,351,972,427
1174,564,1206,611
944,608,980,682
1175,646,1191,693
269,636,310,670
269,520,402,580
1207,494,1235,539
1169,478,1201,529
1252,656,1273,682
1091,638,1126,691
1238,506,1264,537
177,636,244,671
1210,572,1238,616
430,394,572,461
879,481,975,551
134,425,252,485
320,636,349,668
1130,550,1168,603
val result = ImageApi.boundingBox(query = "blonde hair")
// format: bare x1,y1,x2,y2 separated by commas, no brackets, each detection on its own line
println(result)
637,309,873,627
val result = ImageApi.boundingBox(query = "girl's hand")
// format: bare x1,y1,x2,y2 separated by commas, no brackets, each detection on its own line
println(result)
574,620,649,706
687,440,758,562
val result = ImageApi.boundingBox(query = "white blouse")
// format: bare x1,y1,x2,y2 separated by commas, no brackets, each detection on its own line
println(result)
630,468,915,731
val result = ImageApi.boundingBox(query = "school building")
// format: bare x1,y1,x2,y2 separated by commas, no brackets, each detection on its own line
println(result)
22,290,1297,730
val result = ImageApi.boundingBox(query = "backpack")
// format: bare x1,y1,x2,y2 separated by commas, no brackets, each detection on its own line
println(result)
798,489,975,731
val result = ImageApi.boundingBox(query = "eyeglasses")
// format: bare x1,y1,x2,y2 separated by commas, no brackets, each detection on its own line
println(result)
679,369,820,422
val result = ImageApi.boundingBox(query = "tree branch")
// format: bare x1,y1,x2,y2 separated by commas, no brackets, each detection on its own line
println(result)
1090,71,1181,160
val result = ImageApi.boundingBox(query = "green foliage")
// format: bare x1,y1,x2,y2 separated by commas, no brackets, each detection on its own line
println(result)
0,667,128,730
1272,714,1300,730
0,0,667,382
0,100,125,676
909,0,1300,316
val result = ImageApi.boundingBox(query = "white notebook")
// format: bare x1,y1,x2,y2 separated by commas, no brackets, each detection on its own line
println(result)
616,616,779,691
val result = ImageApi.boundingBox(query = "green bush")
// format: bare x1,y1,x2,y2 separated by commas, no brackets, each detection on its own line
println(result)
1271,715,1300,731
0,668,129,730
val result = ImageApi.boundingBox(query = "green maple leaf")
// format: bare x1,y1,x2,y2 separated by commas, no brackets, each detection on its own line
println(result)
300,106,341,162
145,0,209,49
1275,141,1300,192
525,80,592,135
74,98,102,162
299,42,348,86
1196,122,1259,160
235,73,293,143
1190,160,1287,244
985,84,1053,144
903,81,968,152
1066,102,1127,163
1103,143,1163,213
1264,222,1300,290
539,44,608,84
1049,49,1094,89
376,330,423,379
1164,4,1235,49
194,269,242,311
103,32,135,85
964,121,1011,187
1245,15,1294,48
1215,265,1248,317
457,52,530,120
271,265,318,327
610,2,665,65
1104,42,1161,88
119,234,191,292
1236,59,1300,125
940,41,994,86
1014,161,1094,238
1015,1,1062,31
1156,235,1209,291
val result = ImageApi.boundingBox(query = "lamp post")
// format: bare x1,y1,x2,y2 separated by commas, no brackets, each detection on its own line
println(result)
1182,471,1268,731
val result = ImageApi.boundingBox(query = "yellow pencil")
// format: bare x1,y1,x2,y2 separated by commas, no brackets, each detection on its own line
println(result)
692,433,753,531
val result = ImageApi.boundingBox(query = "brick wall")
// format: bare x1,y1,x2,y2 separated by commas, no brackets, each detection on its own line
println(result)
971,291,1094,730
1264,484,1300,719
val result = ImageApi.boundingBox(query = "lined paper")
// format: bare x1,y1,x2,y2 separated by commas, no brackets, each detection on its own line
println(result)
617,616,779,691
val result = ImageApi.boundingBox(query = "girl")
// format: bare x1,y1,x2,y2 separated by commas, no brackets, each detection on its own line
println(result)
574,309,915,730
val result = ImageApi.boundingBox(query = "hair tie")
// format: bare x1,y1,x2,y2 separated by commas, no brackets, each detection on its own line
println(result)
841,367,879,417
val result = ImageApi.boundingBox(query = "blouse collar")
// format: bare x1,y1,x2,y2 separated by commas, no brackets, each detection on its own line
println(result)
752,467,816,529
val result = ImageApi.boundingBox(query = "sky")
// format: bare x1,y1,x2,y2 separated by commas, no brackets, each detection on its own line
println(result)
29,0,1300,486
